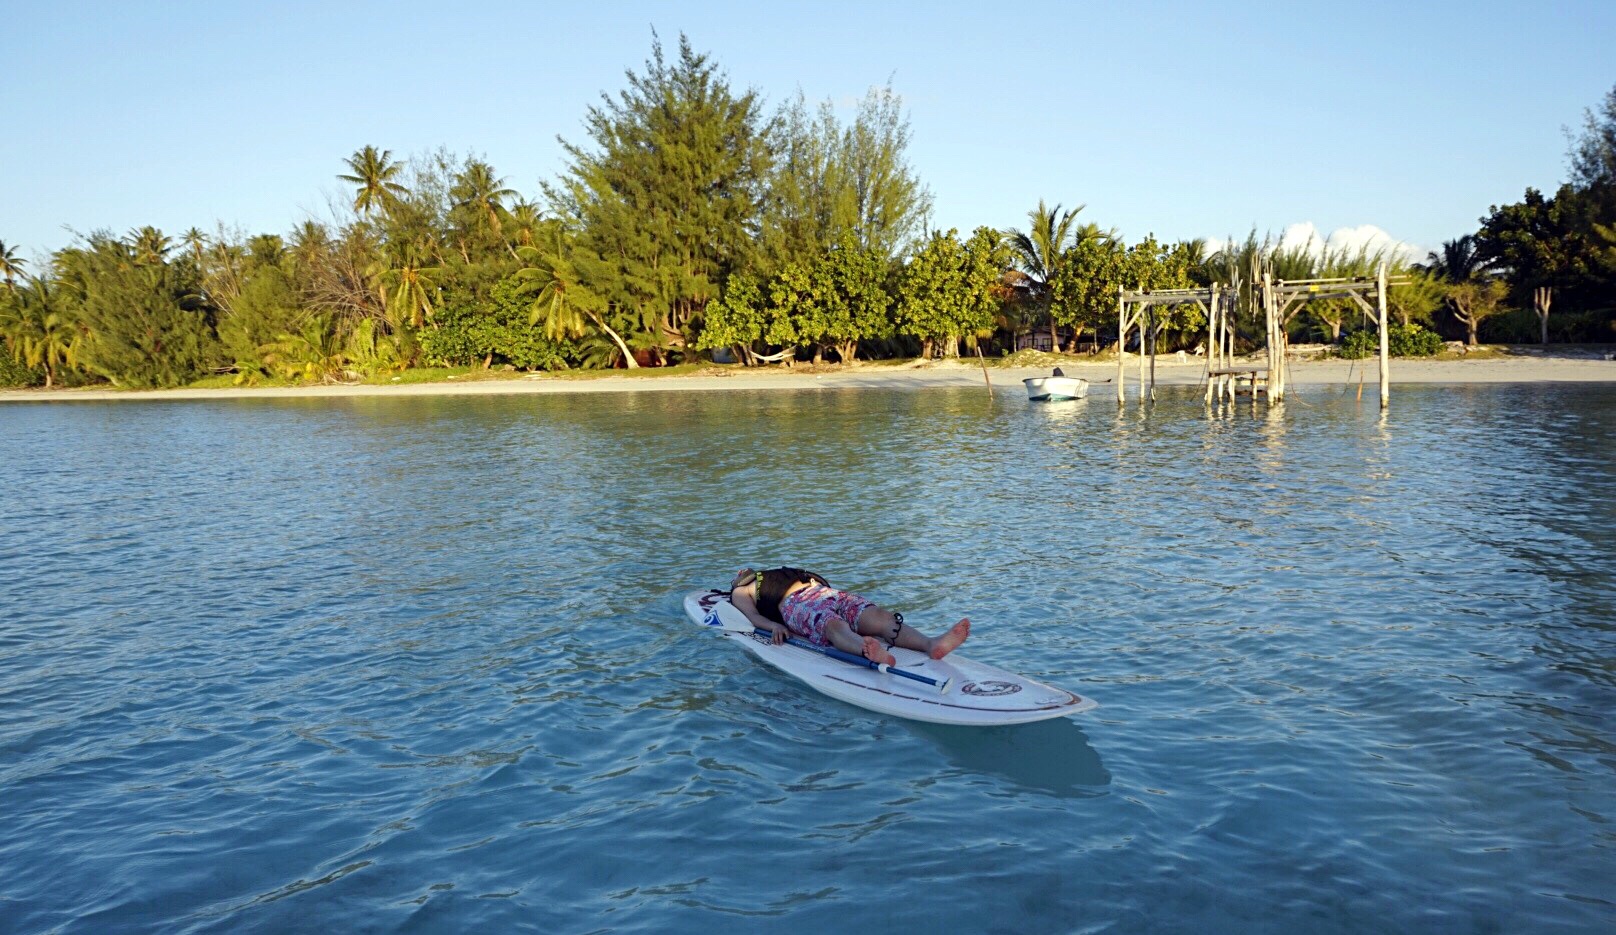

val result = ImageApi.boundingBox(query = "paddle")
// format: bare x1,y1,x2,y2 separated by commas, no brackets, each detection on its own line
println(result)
706,598,952,694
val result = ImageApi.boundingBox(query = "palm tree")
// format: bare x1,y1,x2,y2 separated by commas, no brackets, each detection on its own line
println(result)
1005,201,1086,351
372,250,444,328
508,201,543,247
180,228,208,272
128,226,171,265
0,240,26,293
454,161,517,234
1422,235,1490,283
338,146,409,218
246,234,286,269
1423,235,1496,346
9,277,79,387
513,231,638,368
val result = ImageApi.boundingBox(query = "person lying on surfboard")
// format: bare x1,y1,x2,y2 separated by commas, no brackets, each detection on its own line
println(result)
728,567,970,667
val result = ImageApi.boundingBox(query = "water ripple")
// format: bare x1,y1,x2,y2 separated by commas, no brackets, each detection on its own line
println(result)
0,385,1612,933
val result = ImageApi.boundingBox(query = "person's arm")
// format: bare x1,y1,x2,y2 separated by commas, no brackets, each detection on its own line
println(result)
730,584,788,644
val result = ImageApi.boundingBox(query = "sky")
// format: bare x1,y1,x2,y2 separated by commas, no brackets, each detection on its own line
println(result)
3,1,1613,265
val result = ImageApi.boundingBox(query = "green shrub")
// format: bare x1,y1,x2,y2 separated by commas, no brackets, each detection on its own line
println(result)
1389,323,1443,357
1335,330,1376,359
1479,306,1616,344
1336,323,1443,359
1478,308,1537,344
1540,309,1616,343
417,279,569,371
0,353,42,387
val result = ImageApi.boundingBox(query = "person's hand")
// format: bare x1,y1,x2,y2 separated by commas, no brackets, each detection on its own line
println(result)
770,625,787,645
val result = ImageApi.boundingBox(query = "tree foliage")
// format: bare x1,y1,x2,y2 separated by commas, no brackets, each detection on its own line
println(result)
53,234,217,387
894,227,1007,356
549,33,771,362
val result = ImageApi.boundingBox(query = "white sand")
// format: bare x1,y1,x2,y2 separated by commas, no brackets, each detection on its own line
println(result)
3,352,1614,404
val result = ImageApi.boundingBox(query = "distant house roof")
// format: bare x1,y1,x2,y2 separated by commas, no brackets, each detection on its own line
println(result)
1001,269,1037,294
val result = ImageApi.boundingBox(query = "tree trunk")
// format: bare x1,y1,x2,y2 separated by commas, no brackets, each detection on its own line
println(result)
1535,286,1552,345
1330,320,1342,342
1073,324,1085,352
836,341,858,364
920,337,934,360
592,316,639,368
943,335,959,358
812,344,823,365
1451,297,1477,347
1048,314,1057,354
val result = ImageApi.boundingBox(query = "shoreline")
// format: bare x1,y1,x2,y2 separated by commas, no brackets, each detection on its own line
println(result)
3,352,1615,403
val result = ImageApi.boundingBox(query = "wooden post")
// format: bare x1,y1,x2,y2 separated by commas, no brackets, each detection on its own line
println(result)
1116,287,1126,404
1272,281,1287,403
975,344,993,399
1377,264,1390,409
1223,286,1234,402
1261,272,1275,402
1138,303,1147,404
1204,289,1216,405
1147,305,1157,402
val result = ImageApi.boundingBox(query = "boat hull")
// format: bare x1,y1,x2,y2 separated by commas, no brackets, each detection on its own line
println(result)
1023,376,1088,401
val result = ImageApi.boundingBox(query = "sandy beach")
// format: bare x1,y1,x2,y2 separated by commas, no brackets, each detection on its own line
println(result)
2,350,1613,403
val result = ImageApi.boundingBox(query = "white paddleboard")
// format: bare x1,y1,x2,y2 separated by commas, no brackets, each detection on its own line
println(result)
685,589,1098,726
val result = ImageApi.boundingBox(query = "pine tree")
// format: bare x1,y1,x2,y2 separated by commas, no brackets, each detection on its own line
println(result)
550,34,771,363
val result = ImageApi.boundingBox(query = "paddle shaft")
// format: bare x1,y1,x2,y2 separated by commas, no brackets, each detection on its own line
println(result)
765,629,952,693
706,598,951,693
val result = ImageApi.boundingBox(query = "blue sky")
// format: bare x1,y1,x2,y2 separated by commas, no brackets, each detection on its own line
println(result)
3,1,1612,263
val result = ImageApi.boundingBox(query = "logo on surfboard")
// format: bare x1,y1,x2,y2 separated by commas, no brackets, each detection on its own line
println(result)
960,680,1021,697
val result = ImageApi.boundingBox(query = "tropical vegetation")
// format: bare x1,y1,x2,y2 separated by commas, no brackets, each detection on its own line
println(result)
2,41,1612,390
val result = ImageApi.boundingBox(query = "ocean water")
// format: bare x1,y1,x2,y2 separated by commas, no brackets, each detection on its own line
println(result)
0,384,1612,934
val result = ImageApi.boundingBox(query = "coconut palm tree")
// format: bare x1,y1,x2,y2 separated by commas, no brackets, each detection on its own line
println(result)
1422,235,1491,283
129,226,171,265
454,161,517,235
372,250,443,328
246,234,286,269
1422,236,1498,346
508,201,543,247
180,228,207,268
338,146,409,218
514,230,638,368
9,277,79,387
0,240,27,293
1004,200,1086,350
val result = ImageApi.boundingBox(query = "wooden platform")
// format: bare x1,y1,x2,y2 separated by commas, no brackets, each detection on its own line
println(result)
1208,366,1269,396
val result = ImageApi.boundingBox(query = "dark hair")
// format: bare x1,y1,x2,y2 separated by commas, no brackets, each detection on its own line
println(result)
755,567,827,623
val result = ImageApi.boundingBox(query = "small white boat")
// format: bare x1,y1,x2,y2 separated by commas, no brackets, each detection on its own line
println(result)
1023,376,1088,401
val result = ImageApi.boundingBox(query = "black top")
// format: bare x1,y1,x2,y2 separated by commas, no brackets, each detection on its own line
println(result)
754,567,828,623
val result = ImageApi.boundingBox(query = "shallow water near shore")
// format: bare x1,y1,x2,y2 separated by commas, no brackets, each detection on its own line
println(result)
1,384,1613,934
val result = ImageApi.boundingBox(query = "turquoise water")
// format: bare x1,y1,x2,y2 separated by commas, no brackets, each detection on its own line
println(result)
1,385,1613,934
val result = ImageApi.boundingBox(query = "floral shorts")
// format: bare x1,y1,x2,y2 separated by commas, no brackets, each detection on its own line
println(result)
780,584,874,646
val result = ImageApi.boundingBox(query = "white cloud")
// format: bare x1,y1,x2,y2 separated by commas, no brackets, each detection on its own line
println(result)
1206,223,1424,263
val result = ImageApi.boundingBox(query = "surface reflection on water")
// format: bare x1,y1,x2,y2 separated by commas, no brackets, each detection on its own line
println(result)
911,719,1110,797
0,384,1612,934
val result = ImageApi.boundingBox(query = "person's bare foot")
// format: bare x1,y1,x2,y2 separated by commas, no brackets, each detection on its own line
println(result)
862,637,897,667
929,618,970,659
